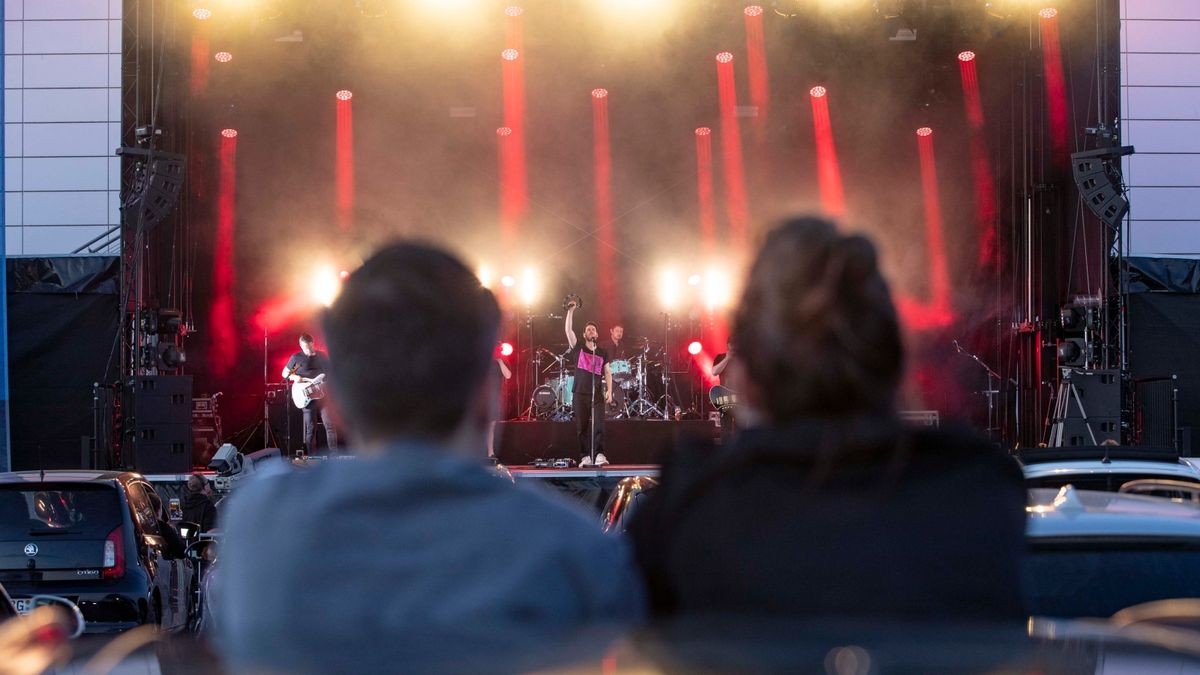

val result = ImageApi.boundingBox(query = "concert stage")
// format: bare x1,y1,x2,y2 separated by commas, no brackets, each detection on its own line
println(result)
492,420,717,466
504,465,660,513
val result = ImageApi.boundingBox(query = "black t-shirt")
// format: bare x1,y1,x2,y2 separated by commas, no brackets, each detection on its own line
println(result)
568,343,609,393
712,353,728,383
286,351,328,380
608,340,630,362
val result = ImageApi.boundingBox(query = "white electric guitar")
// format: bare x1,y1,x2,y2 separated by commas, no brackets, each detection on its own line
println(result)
289,371,327,409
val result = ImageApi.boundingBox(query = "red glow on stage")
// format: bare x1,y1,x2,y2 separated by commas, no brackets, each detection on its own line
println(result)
899,130,955,331
335,96,354,230
500,342,514,357
1039,10,1070,164
716,55,749,248
591,88,608,99
695,127,716,258
214,51,232,63
192,7,211,20
499,44,528,258
189,32,210,98
211,133,239,377
505,6,523,53
958,53,1000,268
687,340,703,356
592,91,620,329
743,7,770,128
916,126,932,137
809,87,845,217
957,50,975,62
809,85,826,98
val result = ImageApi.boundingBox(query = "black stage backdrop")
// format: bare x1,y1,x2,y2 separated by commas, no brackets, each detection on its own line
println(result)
1128,285,1200,455
6,257,120,470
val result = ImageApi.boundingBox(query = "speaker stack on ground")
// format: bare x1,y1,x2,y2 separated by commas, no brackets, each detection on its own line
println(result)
1052,369,1121,446
125,375,193,474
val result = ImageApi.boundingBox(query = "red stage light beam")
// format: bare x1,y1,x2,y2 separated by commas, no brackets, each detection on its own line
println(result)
211,129,239,377
897,127,955,331
695,127,717,259
592,87,620,329
505,6,523,51
957,51,1000,268
715,51,749,249
499,48,527,257
335,91,354,231
1039,8,1070,165
189,14,211,98
743,6,770,131
808,85,845,217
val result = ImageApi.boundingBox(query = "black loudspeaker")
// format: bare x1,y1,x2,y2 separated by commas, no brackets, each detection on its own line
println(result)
1060,369,1121,446
1070,146,1134,230
125,375,193,474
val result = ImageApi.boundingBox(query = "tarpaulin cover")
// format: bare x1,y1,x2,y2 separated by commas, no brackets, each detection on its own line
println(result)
1126,257,1200,294
6,257,119,470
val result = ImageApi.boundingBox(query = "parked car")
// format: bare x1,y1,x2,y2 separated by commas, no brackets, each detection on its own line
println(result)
1018,447,1200,492
1024,485,1200,618
0,471,193,633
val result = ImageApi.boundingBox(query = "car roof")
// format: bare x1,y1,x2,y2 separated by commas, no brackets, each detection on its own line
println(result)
0,470,141,485
1027,486,1200,539
1021,459,1200,481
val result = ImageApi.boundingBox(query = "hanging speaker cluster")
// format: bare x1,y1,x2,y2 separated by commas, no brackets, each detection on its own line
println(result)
1070,145,1135,230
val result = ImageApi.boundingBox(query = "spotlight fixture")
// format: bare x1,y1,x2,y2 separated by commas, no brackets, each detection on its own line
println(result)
957,50,975,62
809,85,827,98
500,342,514,357
687,341,703,356
591,88,608,99
335,89,353,101
501,48,519,61
744,5,763,17
496,127,513,137
1038,7,1058,19
504,6,523,17
695,127,711,136
214,51,232,63
916,127,933,137
715,51,733,64
220,128,238,138
192,7,212,20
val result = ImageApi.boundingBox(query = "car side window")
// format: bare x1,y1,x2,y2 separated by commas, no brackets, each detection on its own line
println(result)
125,482,161,536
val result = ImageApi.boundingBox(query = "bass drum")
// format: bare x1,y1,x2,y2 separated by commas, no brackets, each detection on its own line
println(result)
532,385,558,411
552,375,575,408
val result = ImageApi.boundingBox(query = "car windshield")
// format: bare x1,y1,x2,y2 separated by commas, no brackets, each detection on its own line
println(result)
0,484,121,538
1026,472,1200,492
1024,538,1200,618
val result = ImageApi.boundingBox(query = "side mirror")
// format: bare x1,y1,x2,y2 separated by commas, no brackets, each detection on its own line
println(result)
186,539,217,563
30,596,85,639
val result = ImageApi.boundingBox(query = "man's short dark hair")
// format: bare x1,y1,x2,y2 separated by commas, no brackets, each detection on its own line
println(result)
298,333,314,344
322,242,500,441
584,322,598,331
186,473,207,493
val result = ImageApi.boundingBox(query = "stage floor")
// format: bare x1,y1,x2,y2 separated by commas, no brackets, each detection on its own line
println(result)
505,465,661,479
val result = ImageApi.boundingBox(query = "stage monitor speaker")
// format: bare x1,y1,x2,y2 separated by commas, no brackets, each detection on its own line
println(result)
125,375,193,474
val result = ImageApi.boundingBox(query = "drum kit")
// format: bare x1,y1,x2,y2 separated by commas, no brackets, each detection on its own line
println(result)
525,295,672,421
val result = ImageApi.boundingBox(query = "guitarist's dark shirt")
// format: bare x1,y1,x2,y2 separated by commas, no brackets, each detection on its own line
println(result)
285,351,328,380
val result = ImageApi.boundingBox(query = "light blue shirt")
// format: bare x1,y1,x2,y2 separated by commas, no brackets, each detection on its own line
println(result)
212,441,645,672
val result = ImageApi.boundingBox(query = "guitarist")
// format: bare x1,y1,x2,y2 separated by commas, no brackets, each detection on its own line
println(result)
283,333,339,455
711,340,736,444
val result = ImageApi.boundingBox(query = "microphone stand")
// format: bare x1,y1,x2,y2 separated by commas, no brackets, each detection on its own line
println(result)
953,339,1007,443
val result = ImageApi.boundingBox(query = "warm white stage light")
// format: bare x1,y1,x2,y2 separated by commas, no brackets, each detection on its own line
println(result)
519,268,539,306
311,266,343,308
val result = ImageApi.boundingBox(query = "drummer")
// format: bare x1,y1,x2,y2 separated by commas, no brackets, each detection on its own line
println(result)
607,324,631,417
608,324,629,361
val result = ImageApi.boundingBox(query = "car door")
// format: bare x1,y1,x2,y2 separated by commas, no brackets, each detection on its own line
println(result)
125,481,183,629
142,484,193,629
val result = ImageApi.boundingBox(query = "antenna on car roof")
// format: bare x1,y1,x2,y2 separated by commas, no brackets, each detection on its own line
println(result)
39,444,45,482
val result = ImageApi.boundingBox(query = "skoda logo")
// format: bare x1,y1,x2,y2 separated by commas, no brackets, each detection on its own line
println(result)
23,543,38,557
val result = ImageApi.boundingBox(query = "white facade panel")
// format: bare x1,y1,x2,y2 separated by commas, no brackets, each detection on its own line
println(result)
4,158,20,191
1129,222,1200,256
4,53,20,88
23,0,111,21
1126,188,1200,220
23,21,109,54
4,0,21,21
23,88,108,122
23,191,109,226
21,226,110,255
5,21,22,55
23,54,107,88
1124,86,1200,120
1125,54,1200,87
4,193,20,227
1123,120,1200,153
5,227,20,255
1122,0,1200,20
23,157,108,191
21,122,109,157
1122,20,1200,53
1126,154,1200,187
3,88,18,123
3,122,19,156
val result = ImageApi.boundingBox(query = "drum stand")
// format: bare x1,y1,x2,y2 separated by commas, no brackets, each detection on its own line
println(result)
627,347,664,419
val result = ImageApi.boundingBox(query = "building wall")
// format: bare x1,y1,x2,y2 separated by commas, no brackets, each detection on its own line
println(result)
1122,0,1200,258
4,0,122,255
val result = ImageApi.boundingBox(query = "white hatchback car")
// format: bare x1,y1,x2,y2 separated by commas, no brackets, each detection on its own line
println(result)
1018,447,1200,493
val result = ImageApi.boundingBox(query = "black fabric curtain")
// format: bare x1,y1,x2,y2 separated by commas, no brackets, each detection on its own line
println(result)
7,257,119,470
1128,292,1200,453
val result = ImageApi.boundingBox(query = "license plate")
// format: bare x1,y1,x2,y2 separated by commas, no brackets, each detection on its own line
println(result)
11,598,32,615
